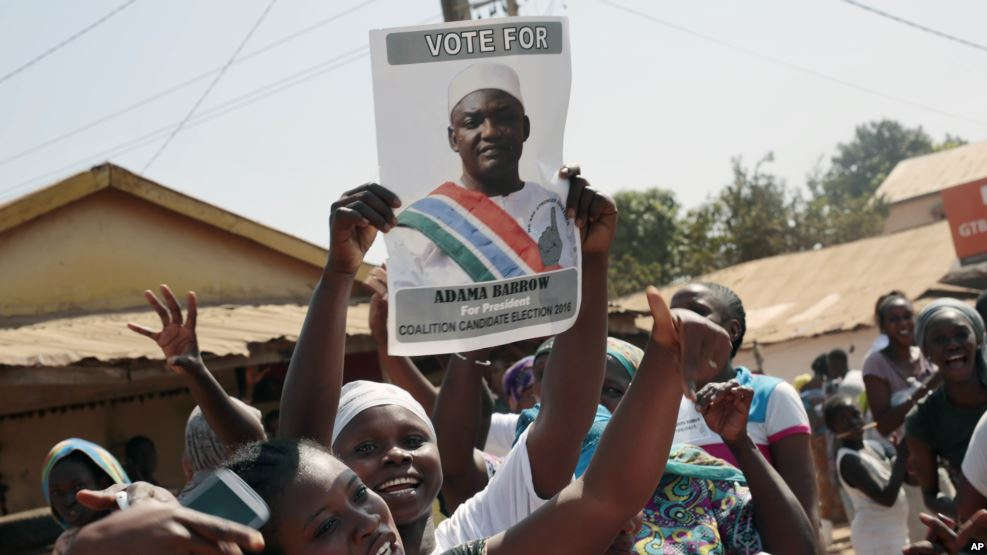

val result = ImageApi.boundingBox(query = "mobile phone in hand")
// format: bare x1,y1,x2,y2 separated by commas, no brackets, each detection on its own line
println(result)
180,468,269,529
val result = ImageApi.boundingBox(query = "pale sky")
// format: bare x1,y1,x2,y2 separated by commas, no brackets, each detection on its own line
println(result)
1,0,985,263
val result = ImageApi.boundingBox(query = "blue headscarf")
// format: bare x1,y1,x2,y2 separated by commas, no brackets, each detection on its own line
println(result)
514,404,611,478
42,438,130,529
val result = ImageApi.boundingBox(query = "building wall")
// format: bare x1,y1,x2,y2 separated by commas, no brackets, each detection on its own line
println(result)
0,188,324,320
0,387,200,515
884,194,943,235
733,327,879,383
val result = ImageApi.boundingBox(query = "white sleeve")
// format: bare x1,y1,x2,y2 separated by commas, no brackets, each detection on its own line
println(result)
765,381,812,442
962,412,987,498
483,412,520,459
433,428,548,551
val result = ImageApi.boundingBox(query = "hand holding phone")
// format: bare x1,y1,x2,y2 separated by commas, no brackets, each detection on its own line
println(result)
179,468,270,529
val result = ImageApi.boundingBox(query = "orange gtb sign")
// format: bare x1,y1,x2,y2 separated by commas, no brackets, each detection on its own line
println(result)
941,177,987,261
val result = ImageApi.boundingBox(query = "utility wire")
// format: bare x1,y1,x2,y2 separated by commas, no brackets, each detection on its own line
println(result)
839,0,987,54
598,0,987,128
1,12,442,198
0,0,138,86
141,0,278,172
0,0,382,168
2,45,369,198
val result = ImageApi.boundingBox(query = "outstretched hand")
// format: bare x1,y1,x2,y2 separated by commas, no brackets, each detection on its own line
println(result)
127,285,201,374
697,381,754,444
646,286,732,400
904,511,987,554
328,183,401,275
70,503,264,555
562,166,617,255
77,482,178,511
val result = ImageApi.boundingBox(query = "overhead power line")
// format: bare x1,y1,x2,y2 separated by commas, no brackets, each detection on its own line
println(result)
1,12,442,198
2,45,369,198
141,0,279,172
838,0,987,54
0,0,382,168
0,0,138,86
598,0,987,129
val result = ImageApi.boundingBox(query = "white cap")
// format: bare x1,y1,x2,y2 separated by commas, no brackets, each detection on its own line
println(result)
447,62,524,115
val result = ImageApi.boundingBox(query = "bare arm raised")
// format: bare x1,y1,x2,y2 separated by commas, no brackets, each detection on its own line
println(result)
278,184,401,445
484,288,733,554
525,166,616,499
128,285,265,449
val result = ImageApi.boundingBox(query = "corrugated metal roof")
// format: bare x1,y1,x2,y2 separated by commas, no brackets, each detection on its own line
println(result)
611,221,964,345
0,303,370,367
875,141,987,204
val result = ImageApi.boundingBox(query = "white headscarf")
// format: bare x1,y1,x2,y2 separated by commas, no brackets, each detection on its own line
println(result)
185,399,262,473
331,380,435,447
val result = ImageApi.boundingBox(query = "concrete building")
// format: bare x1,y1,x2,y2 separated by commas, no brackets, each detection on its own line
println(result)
877,140,987,234
0,164,381,520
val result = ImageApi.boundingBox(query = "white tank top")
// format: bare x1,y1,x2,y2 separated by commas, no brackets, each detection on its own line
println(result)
836,442,909,551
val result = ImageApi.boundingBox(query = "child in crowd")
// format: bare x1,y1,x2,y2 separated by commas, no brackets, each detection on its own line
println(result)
825,396,909,554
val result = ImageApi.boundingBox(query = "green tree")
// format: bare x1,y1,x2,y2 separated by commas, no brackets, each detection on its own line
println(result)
678,154,802,277
813,119,935,203
608,188,681,296
805,119,965,247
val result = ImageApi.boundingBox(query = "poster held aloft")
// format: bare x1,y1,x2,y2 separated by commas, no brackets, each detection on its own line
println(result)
369,17,579,356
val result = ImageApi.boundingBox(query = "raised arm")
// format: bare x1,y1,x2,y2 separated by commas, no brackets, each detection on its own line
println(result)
840,440,909,508
906,436,955,516
524,167,615,498
366,266,438,413
278,184,400,445
434,351,493,512
698,381,819,554
485,288,732,554
866,374,937,437
128,286,265,448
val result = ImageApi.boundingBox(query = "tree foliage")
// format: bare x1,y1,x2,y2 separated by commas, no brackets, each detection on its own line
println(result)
607,119,966,295
608,188,680,297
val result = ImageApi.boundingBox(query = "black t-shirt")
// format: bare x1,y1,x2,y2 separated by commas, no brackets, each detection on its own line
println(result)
906,386,987,471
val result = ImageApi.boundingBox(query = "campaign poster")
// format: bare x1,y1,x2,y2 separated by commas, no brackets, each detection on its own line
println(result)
369,17,579,356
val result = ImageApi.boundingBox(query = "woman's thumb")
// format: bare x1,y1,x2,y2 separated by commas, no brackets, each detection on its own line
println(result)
646,286,677,347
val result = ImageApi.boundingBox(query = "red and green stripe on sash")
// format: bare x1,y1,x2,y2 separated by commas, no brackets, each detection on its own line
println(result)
397,182,560,282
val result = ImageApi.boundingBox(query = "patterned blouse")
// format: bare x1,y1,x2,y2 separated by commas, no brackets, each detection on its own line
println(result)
634,445,762,554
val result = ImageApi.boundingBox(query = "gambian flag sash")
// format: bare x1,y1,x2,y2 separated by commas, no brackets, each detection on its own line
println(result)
397,182,561,283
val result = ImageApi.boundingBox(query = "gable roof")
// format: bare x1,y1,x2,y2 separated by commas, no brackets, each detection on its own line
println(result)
875,141,987,204
611,221,970,346
0,163,372,282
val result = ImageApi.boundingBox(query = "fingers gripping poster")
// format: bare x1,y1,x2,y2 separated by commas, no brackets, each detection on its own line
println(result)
370,17,580,356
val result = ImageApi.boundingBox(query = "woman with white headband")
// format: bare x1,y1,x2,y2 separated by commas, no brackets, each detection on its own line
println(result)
278,167,618,554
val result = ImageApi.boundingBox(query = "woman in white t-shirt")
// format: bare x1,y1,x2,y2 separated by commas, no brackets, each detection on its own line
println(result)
273,179,625,554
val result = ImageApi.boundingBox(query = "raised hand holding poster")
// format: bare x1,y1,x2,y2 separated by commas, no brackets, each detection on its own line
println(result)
370,17,579,355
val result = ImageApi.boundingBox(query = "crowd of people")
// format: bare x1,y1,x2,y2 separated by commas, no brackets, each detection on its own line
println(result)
34,172,987,554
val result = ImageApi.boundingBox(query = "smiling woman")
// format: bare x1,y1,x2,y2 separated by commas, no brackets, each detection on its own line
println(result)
330,381,442,551
905,298,987,516
224,439,403,555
